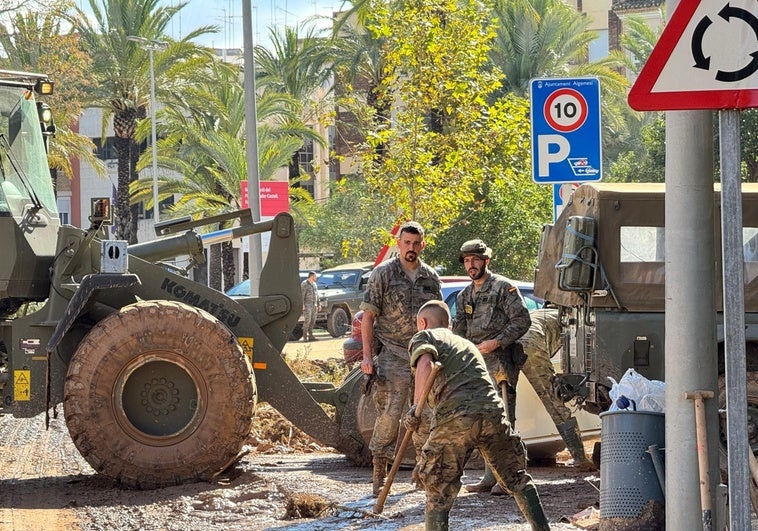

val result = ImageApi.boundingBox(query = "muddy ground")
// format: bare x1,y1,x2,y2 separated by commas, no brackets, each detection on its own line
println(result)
0,407,601,530
0,334,600,530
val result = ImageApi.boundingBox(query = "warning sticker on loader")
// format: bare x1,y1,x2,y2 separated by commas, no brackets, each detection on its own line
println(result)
14,370,30,401
237,337,266,370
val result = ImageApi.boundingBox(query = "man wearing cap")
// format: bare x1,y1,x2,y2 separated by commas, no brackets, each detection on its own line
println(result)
452,238,531,495
360,221,442,496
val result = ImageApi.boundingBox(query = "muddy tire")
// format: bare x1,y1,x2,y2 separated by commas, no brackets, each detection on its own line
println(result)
64,301,256,489
718,372,758,515
327,307,350,337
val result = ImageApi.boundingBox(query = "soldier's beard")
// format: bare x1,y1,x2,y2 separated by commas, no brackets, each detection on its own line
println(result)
468,267,485,280
403,251,418,263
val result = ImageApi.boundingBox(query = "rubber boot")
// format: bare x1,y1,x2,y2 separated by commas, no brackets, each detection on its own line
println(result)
557,418,597,471
464,463,496,492
372,457,388,496
425,510,450,531
513,484,550,531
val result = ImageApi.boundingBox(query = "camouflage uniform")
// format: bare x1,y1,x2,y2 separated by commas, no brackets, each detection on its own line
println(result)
520,307,594,467
360,257,441,459
452,273,531,422
519,308,570,424
300,277,319,340
409,328,547,528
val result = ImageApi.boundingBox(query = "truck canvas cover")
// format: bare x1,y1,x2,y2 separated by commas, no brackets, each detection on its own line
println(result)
534,182,758,313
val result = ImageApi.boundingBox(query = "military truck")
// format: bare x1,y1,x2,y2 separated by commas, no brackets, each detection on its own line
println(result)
534,182,758,498
314,262,374,337
0,70,371,489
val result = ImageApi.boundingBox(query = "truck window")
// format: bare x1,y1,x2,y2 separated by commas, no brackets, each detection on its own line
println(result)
620,226,665,285
744,227,758,283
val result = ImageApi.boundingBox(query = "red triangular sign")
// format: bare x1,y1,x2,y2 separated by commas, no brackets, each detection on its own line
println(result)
629,0,758,111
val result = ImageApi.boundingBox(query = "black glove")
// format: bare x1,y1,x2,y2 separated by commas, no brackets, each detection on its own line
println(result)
402,405,421,432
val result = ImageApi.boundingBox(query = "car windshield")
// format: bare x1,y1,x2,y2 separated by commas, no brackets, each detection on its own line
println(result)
318,270,359,289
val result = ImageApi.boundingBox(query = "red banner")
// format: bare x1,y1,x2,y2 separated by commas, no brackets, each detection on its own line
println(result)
240,181,289,216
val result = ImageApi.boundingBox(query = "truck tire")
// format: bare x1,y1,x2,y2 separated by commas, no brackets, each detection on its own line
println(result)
327,307,350,337
64,300,256,489
718,372,758,515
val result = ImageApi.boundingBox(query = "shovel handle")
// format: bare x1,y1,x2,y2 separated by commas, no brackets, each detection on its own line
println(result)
374,361,442,514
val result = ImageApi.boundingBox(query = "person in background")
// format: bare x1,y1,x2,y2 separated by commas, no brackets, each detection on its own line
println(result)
301,271,320,341
360,221,442,496
452,239,531,495
404,300,550,531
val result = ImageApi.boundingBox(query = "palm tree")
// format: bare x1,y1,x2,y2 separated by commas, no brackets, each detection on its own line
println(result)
254,23,331,184
66,0,216,243
131,61,321,290
489,0,628,165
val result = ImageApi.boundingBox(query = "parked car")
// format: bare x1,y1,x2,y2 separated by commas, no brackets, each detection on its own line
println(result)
225,271,318,298
314,262,374,337
226,271,319,341
343,278,599,459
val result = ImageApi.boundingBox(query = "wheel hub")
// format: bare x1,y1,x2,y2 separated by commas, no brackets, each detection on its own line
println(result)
116,358,202,442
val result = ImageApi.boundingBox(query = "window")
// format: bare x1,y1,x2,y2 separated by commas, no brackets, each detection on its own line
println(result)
93,137,118,160
298,138,315,196
57,196,71,225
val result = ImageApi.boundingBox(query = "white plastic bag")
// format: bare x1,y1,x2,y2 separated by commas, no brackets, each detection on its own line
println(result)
607,368,665,413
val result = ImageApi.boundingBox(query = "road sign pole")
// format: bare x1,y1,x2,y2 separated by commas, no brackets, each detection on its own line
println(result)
719,109,751,531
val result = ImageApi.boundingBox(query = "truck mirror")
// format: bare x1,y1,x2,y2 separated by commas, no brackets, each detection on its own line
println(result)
557,216,596,291
90,197,113,225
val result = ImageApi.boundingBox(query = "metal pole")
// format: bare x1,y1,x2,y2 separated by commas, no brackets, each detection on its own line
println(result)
665,106,716,531
719,108,751,531
243,0,263,296
149,47,159,225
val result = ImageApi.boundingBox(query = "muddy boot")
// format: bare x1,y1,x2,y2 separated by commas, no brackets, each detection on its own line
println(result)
464,464,496,492
425,510,449,531
372,457,388,496
513,484,550,531
557,418,597,471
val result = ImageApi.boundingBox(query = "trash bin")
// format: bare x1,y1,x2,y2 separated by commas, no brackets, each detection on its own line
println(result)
599,410,665,530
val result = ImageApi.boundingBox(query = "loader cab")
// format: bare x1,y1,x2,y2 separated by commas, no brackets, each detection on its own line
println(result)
0,73,60,306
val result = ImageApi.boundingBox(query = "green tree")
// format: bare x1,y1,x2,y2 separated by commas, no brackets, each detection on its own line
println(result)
488,0,629,168
0,6,104,182
356,0,510,237
254,23,331,185
131,61,320,290
66,0,215,243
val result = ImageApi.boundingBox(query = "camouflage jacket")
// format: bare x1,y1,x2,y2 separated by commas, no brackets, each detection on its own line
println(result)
452,273,531,351
360,257,441,355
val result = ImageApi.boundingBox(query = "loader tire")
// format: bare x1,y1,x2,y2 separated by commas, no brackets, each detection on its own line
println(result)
64,300,256,489
718,371,758,516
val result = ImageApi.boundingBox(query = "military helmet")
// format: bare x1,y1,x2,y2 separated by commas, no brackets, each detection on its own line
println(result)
459,239,492,262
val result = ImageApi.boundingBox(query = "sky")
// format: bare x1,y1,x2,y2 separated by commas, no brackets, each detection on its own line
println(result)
142,0,346,49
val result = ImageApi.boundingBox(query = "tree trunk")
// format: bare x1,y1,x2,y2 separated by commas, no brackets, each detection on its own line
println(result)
222,241,235,292
113,107,138,242
209,244,222,291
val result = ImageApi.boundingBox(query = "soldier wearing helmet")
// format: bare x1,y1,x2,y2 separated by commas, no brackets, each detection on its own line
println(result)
452,239,531,495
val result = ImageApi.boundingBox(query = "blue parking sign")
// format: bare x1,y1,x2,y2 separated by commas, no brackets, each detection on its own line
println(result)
530,77,602,184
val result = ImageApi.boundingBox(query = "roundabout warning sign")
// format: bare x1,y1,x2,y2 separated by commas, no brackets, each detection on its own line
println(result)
629,0,758,110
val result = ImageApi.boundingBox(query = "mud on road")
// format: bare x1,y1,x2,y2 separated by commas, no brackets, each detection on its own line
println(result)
0,407,601,531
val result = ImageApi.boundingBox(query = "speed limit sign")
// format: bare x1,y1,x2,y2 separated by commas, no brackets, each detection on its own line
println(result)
530,77,601,184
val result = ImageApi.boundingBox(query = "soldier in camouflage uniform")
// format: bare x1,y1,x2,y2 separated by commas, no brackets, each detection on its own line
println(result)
403,300,549,531
519,307,596,470
360,221,442,496
452,239,531,494
300,271,320,341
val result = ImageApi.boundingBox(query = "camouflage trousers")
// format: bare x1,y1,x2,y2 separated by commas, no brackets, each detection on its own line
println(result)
302,305,318,336
369,351,431,459
416,412,536,512
521,344,573,426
